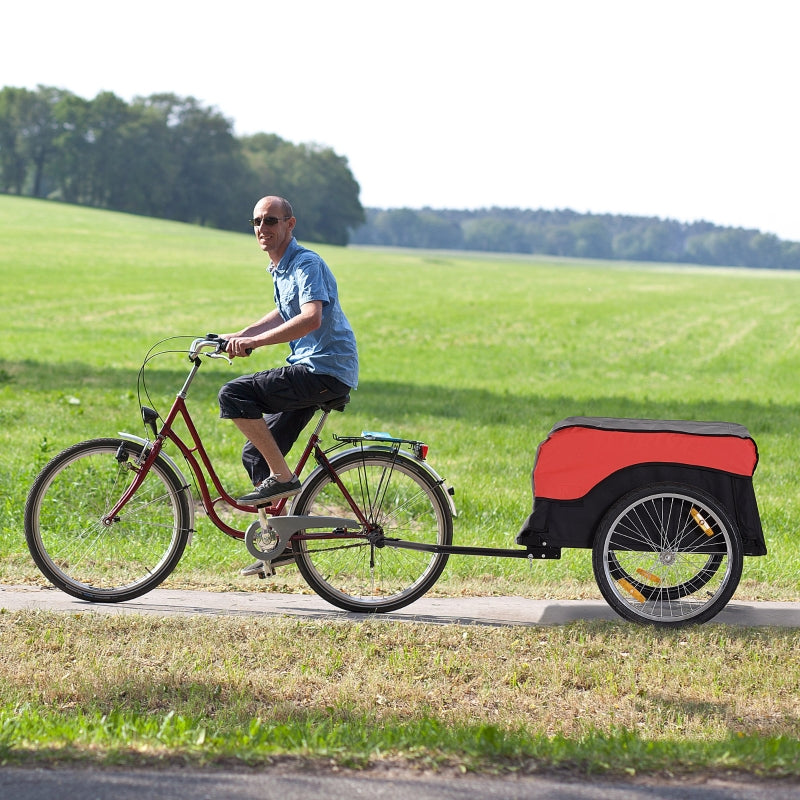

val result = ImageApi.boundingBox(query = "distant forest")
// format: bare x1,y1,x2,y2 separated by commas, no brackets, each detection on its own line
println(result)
351,207,800,270
0,85,364,245
3,85,799,270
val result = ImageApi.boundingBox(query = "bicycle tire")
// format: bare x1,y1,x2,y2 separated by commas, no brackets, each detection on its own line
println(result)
291,449,453,612
24,438,192,602
592,482,743,626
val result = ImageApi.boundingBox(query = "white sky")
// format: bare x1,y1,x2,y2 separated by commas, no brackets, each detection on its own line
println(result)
4,0,799,240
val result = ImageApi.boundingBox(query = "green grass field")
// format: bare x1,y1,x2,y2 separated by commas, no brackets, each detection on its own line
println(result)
2,193,800,777
3,193,800,598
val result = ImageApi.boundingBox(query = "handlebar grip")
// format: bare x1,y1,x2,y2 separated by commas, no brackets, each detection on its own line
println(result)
205,333,251,355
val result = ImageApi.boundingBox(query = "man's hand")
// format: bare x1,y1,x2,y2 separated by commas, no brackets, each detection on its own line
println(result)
223,336,255,358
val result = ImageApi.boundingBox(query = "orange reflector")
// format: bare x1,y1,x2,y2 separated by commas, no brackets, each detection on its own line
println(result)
635,567,662,584
617,578,646,603
690,507,714,536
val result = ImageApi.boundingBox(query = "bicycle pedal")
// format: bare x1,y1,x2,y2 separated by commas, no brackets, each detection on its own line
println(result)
243,548,295,580
258,563,276,579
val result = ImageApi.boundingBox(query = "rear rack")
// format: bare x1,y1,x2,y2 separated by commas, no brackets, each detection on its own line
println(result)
334,431,429,461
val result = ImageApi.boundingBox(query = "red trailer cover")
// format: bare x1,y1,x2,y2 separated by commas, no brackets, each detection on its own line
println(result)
533,417,758,502
518,417,764,556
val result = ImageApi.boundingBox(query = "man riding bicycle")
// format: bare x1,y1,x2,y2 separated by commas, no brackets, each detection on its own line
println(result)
217,195,358,574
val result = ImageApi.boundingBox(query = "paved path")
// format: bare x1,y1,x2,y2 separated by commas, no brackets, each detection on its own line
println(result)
2,584,800,627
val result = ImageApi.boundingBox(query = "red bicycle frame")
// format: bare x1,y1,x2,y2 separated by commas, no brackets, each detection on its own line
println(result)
103,354,369,539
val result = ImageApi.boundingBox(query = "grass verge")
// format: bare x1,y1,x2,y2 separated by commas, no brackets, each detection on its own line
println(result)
1,612,800,777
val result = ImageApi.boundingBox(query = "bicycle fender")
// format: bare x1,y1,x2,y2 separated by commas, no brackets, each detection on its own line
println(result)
298,446,458,519
116,432,196,535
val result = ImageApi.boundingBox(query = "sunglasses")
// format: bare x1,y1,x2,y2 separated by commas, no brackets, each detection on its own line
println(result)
249,215,292,227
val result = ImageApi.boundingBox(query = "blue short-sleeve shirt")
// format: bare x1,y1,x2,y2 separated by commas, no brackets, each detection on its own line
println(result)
269,238,358,389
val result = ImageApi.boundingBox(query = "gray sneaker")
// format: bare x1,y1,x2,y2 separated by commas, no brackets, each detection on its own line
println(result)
238,475,301,506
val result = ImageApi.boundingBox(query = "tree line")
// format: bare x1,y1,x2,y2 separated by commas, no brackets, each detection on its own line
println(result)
0,85,364,244
3,85,799,269
351,207,800,270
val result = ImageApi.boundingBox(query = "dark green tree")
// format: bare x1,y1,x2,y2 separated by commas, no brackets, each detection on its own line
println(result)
0,85,71,197
242,135,364,244
463,218,529,252
748,233,782,268
21,85,71,198
50,91,134,207
134,93,245,227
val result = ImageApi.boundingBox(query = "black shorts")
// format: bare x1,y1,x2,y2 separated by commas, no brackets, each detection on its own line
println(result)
219,365,351,485
218,365,350,420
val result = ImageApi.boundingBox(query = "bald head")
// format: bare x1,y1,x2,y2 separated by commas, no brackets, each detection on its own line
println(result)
256,196,293,218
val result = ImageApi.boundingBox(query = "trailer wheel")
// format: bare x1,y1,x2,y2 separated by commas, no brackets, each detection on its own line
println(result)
592,482,743,626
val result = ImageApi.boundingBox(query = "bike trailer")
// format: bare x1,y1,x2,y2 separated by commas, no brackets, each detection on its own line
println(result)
516,416,766,556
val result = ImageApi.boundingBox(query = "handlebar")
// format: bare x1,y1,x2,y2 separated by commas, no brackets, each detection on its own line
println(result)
188,334,228,360
188,334,253,362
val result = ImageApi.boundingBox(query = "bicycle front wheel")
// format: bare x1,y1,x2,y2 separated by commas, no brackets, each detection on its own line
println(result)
24,438,192,602
592,483,743,626
291,449,453,612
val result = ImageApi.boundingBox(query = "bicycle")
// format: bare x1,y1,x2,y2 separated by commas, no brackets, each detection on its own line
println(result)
24,337,765,627
24,335,456,613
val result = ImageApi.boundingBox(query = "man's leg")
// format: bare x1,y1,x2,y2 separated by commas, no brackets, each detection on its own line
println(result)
239,407,314,577
231,417,293,483
242,407,316,486
232,416,302,504
219,371,295,486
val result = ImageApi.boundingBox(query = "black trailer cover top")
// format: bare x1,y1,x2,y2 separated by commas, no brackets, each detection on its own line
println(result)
516,417,766,556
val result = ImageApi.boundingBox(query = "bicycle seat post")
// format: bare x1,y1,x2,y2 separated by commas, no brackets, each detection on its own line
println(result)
310,394,350,441
310,409,332,441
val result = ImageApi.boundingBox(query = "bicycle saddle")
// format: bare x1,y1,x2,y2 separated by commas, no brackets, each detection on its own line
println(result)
320,394,350,413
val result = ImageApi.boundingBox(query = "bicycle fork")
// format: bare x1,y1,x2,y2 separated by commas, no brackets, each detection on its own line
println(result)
103,438,165,525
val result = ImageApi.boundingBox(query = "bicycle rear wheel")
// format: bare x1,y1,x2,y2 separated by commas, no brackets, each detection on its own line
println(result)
592,483,743,626
25,438,192,602
291,449,453,612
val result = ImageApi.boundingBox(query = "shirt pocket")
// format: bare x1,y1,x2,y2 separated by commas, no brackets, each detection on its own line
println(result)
276,283,300,320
